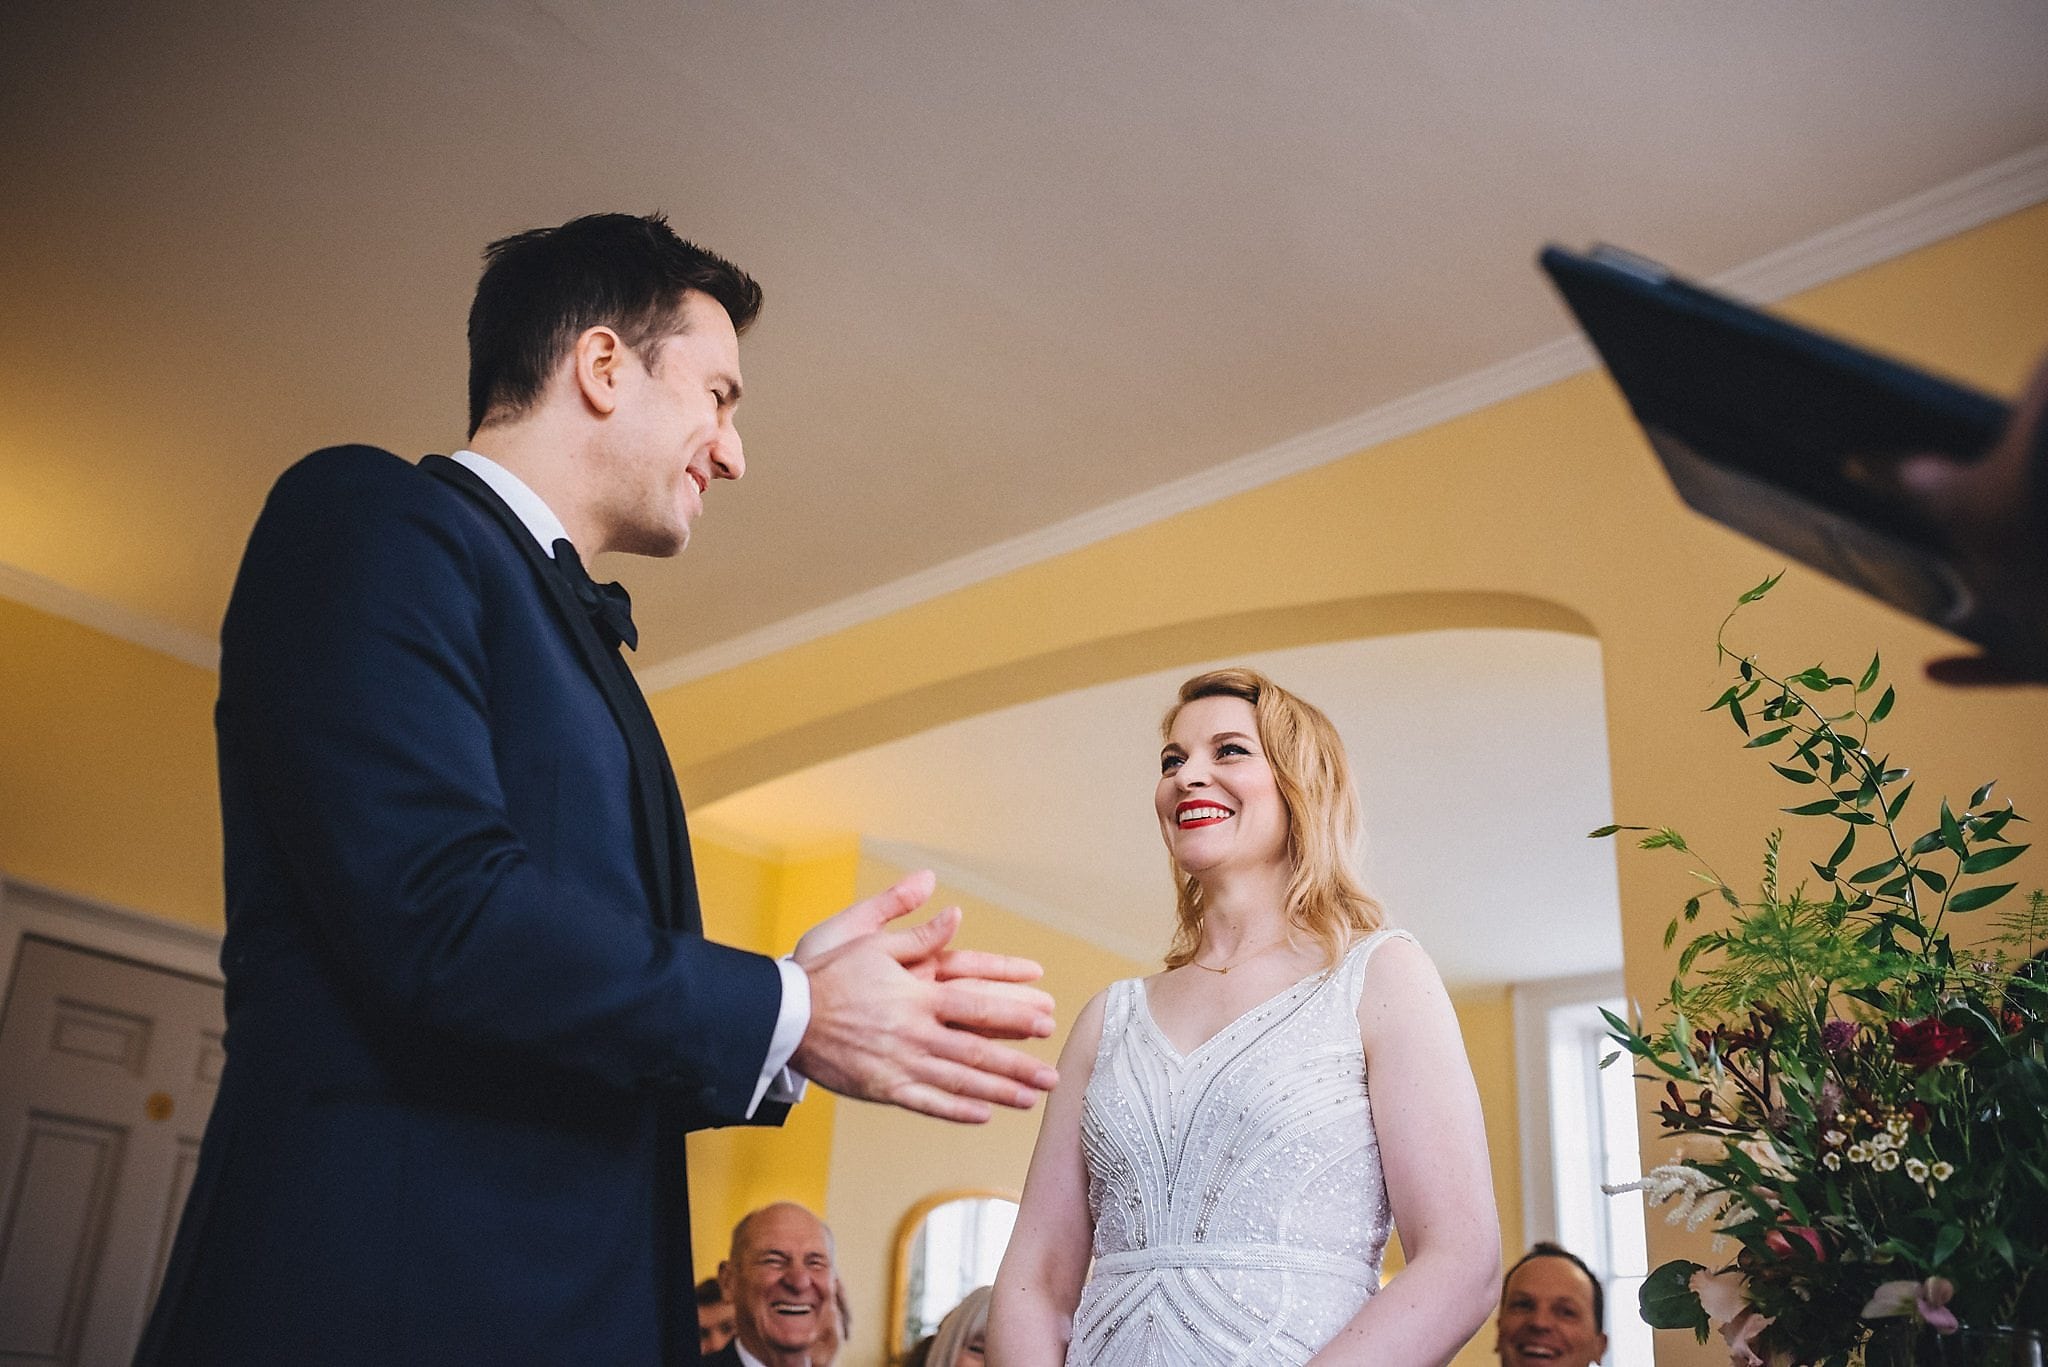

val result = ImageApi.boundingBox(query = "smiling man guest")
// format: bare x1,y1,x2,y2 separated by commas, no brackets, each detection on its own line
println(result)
1495,1243,1609,1367
135,213,1058,1367
708,1203,838,1367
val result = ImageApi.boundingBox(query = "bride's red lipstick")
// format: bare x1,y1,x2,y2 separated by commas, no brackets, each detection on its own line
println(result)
1175,799,1233,828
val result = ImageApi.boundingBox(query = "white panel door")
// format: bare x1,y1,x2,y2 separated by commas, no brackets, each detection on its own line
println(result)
0,936,223,1367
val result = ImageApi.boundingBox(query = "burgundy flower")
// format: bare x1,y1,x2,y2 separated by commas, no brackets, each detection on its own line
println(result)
1887,1017,1979,1070
1820,1019,1859,1055
1763,1223,1828,1263
1904,1100,1932,1134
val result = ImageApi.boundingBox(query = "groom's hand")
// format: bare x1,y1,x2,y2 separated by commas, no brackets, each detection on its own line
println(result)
795,869,1053,991
791,880,1059,1123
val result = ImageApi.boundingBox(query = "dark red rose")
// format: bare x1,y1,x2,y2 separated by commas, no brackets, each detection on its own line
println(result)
1905,1100,1932,1133
1887,1017,1979,1070
1763,1223,1828,1262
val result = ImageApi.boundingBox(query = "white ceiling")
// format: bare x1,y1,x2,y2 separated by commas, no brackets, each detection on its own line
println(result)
701,630,1623,989
3,2,2045,673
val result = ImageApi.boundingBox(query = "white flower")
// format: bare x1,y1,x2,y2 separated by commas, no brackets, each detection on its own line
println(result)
1887,1114,1911,1139
1905,1158,1929,1182
1823,1129,1847,1146
1931,1161,1955,1182
1847,1142,1872,1163
1822,1152,1843,1171
1610,1163,1743,1231
1871,1131,1894,1152
1875,1149,1901,1171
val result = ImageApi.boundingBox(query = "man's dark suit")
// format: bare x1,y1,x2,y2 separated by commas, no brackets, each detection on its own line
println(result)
701,1343,745,1367
135,446,785,1366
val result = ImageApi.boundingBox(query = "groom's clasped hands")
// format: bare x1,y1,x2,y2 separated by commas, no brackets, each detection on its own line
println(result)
790,869,1062,1124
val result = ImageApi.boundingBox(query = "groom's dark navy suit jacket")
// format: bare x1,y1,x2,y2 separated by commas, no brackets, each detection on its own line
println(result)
135,447,786,1367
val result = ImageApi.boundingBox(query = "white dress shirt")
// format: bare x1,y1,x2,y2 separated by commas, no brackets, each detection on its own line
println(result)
449,450,809,1116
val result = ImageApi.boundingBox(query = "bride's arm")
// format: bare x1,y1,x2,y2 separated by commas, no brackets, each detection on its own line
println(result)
987,989,1107,1367
1308,937,1501,1367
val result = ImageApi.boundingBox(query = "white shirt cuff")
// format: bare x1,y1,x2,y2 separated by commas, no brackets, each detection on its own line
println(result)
746,957,811,1117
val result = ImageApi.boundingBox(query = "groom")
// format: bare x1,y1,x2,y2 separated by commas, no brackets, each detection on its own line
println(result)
135,214,1058,1367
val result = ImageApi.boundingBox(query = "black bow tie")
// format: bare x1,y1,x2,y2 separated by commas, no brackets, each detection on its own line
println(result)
551,540,638,651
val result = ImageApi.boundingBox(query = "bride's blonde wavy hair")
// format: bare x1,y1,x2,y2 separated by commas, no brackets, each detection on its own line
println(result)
1160,667,1384,970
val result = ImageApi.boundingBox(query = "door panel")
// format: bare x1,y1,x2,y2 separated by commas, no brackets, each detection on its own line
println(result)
0,937,223,1367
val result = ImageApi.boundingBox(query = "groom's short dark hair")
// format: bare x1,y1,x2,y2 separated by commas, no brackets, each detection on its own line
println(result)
467,212,762,436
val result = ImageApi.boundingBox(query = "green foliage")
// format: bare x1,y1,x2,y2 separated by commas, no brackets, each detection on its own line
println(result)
1600,577,2048,1365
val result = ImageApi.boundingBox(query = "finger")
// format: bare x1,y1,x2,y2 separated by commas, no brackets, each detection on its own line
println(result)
900,1050,1051,1111
883,905,961,964
921,1027,1062,1094
886,1082,996,1125
934,979,1057,1039
932,948,1047,984
856,877,937,930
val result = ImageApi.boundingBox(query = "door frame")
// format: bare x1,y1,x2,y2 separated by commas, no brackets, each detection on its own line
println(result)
0,872,222,997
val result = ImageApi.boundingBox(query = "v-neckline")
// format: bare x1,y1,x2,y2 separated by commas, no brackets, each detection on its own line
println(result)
1135,963,1333,1064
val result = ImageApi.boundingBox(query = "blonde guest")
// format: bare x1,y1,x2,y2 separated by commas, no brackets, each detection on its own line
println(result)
990,669,1500,1365
927,1285,991,1366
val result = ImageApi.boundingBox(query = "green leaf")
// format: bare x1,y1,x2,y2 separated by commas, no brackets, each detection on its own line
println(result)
1911,829,1946,856
1640,1260,1711,1337
1941,800,1968,858
1663,918,1679,949
1913,867,1948,893
1588,824,1632,839
1886,782,1916,822
1639,829,1690,852
1970,780,1997,809
1932,1223,1966,1267
1683,896,1702,920
1737,573,1783,605
1858,651,1882,692
1948,883,2017,913
1772,764,1818,785
1849,857,1900,885
1730,695,1749,734
1959,843,2028,874
1879,768,1909,786
1827,827,1857,869
1784,798,1841,816
1745,726,1794,749
1872,685,1896,722
1718,884,1739,907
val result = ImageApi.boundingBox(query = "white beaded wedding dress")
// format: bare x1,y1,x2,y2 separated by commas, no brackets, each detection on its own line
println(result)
1065,928,1411,1366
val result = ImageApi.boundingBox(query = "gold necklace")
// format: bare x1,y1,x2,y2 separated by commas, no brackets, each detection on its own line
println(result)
1189,939,1291,974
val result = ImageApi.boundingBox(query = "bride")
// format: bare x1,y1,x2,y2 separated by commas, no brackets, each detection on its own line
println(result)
989,668,1500,1365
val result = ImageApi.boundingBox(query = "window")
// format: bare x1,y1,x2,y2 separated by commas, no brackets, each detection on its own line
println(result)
1514,974,1652,1367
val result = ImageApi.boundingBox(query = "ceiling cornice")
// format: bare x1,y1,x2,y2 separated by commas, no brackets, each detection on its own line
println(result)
0,560,217,669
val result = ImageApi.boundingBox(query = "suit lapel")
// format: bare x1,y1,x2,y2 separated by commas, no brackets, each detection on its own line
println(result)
419,454,699,933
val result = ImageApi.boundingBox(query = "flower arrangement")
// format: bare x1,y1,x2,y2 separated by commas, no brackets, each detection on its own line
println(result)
1598,576,2047,1367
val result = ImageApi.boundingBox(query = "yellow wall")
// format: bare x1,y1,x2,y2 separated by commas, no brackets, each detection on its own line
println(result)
686,834,860,1278
0,597,221,928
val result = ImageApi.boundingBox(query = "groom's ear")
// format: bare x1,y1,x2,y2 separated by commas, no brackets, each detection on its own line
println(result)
571,325,627,417
717,1258,736,1300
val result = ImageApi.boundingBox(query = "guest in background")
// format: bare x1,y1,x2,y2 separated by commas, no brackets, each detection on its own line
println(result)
710,1202,836,1367
1494,1243,1608,1367
811,1280,851,1365
700,1276,738,1357
925,1285,991,1366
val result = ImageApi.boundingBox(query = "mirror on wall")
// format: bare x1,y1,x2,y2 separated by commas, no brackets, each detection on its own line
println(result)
887,1189,1019,1359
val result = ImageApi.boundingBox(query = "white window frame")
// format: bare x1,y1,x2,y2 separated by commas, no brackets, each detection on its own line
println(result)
1512,970,1651,1367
